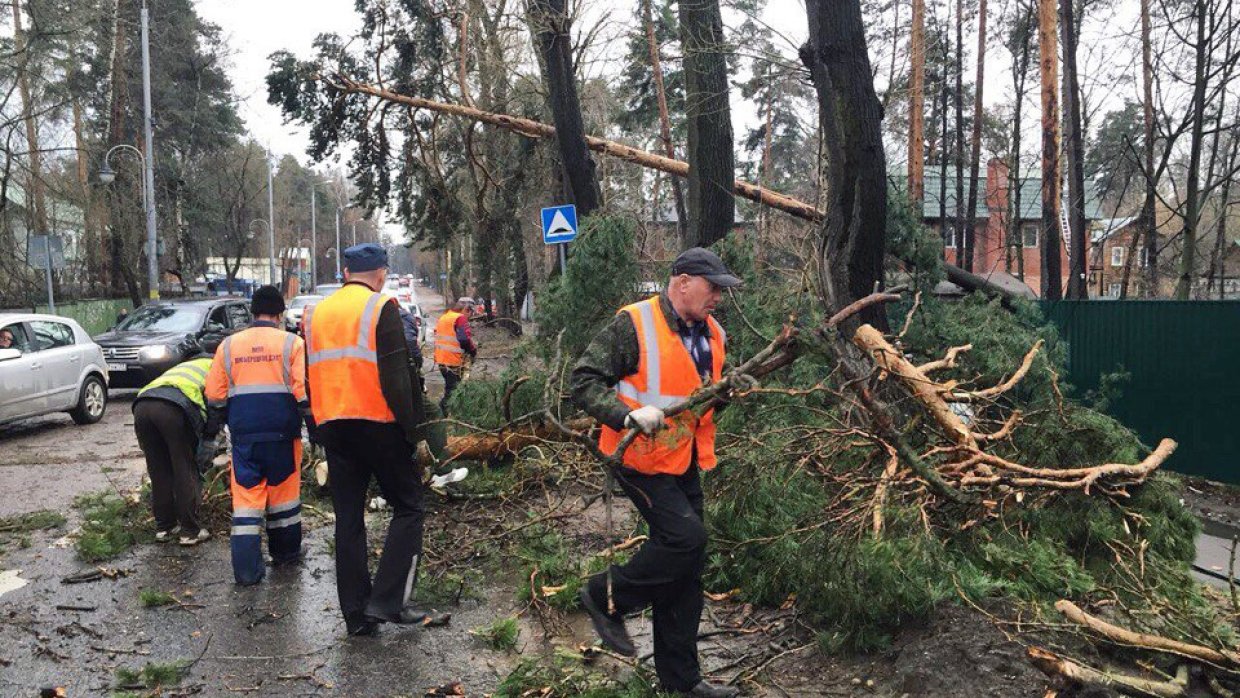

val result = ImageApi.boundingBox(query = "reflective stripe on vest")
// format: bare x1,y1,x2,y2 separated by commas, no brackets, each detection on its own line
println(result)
139,358,212,418
597,297,725,475
305,284,397,424
434,311,465,366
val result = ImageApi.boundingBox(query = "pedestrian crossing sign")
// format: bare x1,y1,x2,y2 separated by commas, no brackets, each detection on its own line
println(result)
541,205,578,244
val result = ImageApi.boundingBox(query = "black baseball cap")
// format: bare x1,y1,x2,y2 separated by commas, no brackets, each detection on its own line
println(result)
671,247,743,288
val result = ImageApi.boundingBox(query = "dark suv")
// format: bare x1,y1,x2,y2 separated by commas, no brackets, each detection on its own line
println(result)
93,298,253,389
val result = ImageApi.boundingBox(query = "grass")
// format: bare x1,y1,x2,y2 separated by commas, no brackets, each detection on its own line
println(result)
114,660,188,693
138,589,177,608
74,491,149,562
471,615,520,651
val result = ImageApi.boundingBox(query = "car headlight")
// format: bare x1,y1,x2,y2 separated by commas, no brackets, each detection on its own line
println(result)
139,344,174,362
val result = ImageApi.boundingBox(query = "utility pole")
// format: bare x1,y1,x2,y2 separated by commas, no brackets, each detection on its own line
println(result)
351,220,357,246
267,152,276,286
140,0,159,299
334,208,341,279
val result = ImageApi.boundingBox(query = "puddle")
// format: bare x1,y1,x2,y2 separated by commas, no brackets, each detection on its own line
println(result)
0,569,28,597
1193,518,1240,588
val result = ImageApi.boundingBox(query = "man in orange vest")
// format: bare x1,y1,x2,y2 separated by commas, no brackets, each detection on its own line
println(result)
433,297,477,414
304,243,427,637
570,248,743,698
206,286,310,585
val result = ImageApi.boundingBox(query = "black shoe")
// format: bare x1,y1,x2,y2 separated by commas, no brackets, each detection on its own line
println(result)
364,607,430,625
676,681,740,698
578,586,635,657
272,545,308,567
346,620,379,637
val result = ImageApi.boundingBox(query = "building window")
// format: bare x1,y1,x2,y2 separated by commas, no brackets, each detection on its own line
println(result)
943,224,956,249
1108,282,1122,297
1111,246,1125,267
1139,247,1149,268
1022,223,1038,248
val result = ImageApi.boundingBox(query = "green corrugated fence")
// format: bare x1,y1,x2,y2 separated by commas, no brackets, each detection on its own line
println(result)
32,298,132,336
1041,300,1240,483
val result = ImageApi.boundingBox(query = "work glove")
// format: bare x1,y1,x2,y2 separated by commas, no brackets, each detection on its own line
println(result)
729,373,759,395
625,405,666,435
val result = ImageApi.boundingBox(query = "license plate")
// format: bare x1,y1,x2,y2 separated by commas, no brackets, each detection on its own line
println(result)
106,363,127,372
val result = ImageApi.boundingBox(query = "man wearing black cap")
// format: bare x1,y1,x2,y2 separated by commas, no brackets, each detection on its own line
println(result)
303,243,429,636
569,247,743,698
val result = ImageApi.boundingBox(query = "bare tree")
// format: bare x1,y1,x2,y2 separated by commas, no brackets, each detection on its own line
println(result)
1038,0,1062,300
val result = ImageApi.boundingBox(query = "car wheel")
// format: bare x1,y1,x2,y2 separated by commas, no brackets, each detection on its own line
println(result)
69,374,108,425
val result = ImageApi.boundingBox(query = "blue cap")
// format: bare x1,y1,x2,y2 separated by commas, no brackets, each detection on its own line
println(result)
343,243,389,272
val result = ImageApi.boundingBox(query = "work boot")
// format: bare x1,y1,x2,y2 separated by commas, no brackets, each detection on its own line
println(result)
178,529,211,546
364,606,430,625
154,525,181,543
346,619,379,637
674,681,740,698
578,586,635,657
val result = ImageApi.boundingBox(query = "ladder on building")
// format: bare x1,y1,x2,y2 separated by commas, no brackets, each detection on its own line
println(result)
1059,204,1072,248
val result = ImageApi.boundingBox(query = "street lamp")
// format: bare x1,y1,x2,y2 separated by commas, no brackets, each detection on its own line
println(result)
100,143,159,300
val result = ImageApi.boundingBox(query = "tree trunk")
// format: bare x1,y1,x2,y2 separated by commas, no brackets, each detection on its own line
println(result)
954,0,968,271
964,0,988,275
908,0,926,204
678,0,735,249
643,0,687,240
1175,0,1209,300
1138,0,1157,297
11,0,49,237
528,0,600,218
802,0,888,328
1038,0,1062,300
1061,0,1088,298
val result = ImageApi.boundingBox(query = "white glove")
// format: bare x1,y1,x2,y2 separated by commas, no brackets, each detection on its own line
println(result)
625,405,666,435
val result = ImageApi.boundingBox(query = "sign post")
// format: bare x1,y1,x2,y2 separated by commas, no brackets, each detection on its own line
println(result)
541,204,578,273
28,235,65,314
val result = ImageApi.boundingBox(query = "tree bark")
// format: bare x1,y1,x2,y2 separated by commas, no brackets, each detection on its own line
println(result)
908,0,926,204
1175,0,1209,300
1009,1,1033,282
527,0,601,218
1038,0,1062,300
642,0,687,240
1138,0,1158,297
964,0,988,275
11,0,49,237
1061,0,1088,298
954,0,968,271
678,0,735,248
802,0,888,329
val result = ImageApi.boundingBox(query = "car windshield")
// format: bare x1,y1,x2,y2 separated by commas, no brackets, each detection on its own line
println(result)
288,296,323,309
115,306,204,332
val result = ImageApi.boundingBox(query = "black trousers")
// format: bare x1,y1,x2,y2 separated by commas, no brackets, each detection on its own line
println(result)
586,466,706,692
133,399,202,533
322,421,425,630
438,365,463,414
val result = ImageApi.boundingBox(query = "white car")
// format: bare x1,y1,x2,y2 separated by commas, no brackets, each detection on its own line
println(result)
0,313,109,426
285,295,324,333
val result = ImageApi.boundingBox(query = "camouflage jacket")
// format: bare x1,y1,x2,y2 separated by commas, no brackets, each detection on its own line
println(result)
569,293,727,431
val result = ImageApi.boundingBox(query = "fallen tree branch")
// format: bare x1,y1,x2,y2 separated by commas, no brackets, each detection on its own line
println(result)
1027,646,1189,698
1055,599,1240,668
948,340,1044,402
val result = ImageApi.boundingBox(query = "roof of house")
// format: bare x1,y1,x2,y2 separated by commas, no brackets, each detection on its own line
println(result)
1091,216,1139,244
899,168,1106,221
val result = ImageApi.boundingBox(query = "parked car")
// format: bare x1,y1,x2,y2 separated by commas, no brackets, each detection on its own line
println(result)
93,298,253,389
314,283,343,296
285,295,324,333
399,299,428,343
0,313,109,426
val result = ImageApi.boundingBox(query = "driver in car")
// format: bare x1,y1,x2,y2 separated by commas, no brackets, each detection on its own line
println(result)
0,328,14,349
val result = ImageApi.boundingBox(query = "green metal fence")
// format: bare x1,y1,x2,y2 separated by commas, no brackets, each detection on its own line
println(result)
1041,301,1240,483
32,298,132,336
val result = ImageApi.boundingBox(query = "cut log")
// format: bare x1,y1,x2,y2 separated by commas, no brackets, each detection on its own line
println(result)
1027,646,1188,698
427,418,595,466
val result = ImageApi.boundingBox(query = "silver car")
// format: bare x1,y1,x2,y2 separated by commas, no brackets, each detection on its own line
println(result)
0,313,109,426
285,295,324,333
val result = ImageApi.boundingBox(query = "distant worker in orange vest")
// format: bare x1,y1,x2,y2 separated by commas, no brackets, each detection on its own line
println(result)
206,286,311,586
433,297,477,414
304,243,428,637
570,248,746,698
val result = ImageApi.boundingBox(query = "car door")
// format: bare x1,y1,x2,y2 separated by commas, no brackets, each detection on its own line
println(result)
226,302,252,332
0,323,44,420
28,320,80,410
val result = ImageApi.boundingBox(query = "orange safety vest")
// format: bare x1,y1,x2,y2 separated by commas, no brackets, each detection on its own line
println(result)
597,296,726,476
304,283,397,425
434,310,466,367
206,325,306,406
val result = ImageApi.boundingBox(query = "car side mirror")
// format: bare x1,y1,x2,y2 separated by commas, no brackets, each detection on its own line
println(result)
0,348,21,361
202,322,226,335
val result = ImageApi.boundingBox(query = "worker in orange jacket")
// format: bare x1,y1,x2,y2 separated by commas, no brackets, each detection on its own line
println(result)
433,298,477,414
569,248,745,698
206,286,311,586
305,243,427,637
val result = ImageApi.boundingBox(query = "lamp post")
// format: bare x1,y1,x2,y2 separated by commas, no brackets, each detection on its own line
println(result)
266,152,276,286
99,143,158,300
334,208,342,280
